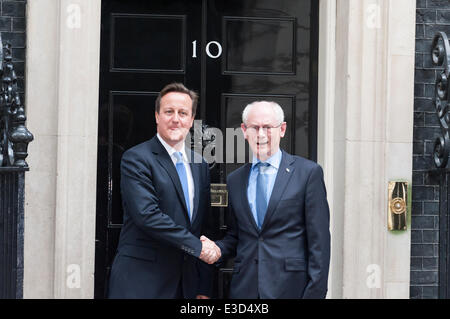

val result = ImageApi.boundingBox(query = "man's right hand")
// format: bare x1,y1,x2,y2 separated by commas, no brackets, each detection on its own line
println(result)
199,235,221,264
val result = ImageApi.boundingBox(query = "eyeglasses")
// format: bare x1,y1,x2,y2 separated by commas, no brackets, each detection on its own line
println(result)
245,123,283,133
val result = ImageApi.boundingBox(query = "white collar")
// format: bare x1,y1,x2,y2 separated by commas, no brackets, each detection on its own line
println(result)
157,133,188,162
251,149,282,170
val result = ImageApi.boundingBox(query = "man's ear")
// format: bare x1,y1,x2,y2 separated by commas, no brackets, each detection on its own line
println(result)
280,122,287,138
155,111,159,124
241,123,248,139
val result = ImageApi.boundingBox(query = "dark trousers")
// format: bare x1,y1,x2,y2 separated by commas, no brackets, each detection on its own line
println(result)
175,279,184,299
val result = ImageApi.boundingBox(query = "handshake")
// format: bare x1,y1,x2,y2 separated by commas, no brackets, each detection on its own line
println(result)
199,235,221,264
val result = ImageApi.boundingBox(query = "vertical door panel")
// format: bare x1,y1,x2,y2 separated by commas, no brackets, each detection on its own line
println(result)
95,0,202,298
204,0,317,298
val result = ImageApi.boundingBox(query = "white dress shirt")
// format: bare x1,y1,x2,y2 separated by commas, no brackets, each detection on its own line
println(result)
157,134,195,219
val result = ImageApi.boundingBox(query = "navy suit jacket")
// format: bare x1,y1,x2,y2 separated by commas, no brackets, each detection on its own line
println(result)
216,150,330,299
108,136,213,299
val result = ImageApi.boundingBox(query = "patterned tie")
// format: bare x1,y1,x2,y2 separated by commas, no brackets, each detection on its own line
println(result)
173,152,191,220
255,162,270,228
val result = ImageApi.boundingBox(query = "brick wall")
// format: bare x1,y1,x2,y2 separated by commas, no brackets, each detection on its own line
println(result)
0,0,25,98
412,0,450,299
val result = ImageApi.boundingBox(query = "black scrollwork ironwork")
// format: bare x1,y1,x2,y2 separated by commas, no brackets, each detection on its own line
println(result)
190,122,217,169
0,34,33,167
429,32,450,300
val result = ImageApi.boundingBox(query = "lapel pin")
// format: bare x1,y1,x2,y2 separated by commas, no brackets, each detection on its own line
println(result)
286,168,290,173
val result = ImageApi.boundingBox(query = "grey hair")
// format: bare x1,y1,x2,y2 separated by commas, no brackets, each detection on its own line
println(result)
242,101,285,125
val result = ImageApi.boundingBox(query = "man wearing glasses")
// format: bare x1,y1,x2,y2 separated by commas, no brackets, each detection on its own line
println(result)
205,101,330,298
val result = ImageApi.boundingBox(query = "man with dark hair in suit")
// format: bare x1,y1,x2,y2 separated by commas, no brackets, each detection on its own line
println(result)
205,101,330,299
108,83,220,299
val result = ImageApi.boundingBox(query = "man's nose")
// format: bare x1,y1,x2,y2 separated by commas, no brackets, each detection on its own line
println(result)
258,127,267,136
172,112,180,122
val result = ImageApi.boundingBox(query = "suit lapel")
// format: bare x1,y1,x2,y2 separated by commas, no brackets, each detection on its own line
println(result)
260,151,295,230
238,163,261,234
151,137,191,223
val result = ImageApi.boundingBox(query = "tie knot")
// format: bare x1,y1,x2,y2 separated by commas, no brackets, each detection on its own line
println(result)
174,152,184,163
257,162,270,173
257,162,270,167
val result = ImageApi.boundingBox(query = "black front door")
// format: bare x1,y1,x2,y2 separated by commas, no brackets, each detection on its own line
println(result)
95,0,318,298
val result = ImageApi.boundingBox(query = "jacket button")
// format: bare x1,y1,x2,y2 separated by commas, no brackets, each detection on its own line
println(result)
184,255,188,261
254,259,258,264
259,237,264,241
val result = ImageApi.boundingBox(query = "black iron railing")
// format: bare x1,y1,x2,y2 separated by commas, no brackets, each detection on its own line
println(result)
0,33,33,299
431,32,450,299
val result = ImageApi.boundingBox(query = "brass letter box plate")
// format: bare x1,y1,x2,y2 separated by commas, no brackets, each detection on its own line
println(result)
388,181,408,231
211,183,228,207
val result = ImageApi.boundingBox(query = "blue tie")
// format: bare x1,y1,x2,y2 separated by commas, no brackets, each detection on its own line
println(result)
174,152,191,220
255,162,270,228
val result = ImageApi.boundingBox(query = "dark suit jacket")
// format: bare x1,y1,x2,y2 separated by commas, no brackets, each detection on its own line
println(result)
108,136,213,299
216,150,330,299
